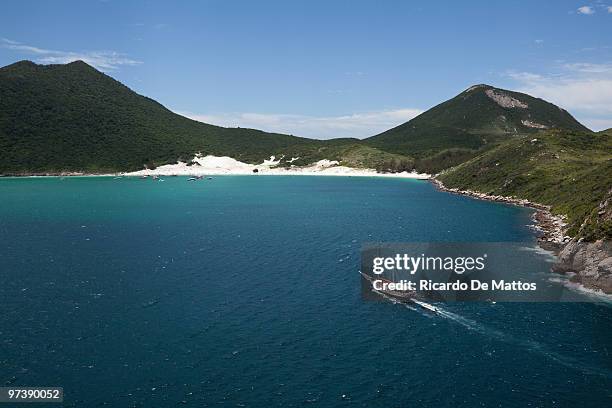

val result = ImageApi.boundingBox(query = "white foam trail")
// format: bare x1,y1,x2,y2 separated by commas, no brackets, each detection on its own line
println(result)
549,277,612,304
374,291,434,318
518,245,557,262
380,296,612,378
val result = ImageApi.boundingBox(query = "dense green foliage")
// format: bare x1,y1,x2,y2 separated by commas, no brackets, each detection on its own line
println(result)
1,60,609,241
413,148,482,174
438,130,612,240
0,62,589,176
0,60,407,173
365,84,589,161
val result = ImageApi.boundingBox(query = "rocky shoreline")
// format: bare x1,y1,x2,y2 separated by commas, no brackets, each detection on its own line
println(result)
431,178,611,295
430,179,569,248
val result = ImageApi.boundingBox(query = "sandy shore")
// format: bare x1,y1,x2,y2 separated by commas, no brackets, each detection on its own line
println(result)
124,155,430,179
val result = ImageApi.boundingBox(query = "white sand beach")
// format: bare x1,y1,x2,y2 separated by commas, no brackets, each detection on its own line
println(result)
125,155,430,179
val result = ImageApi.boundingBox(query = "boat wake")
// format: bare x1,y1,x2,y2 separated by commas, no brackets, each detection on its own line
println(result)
385,296,612,378
375,291,436,318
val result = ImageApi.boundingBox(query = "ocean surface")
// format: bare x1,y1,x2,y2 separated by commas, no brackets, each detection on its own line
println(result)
0,176,610,407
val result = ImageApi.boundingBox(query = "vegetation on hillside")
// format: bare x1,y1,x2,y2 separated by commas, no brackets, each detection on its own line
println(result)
0,60,409,173
413,148,482,174
365,84,589,162
2,60,609,242
1,62,591,175
438,130,612,240
279,142,414,172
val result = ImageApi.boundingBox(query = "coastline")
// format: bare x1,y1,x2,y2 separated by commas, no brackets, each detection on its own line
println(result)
429,178,569,249
0,169,430,179
0,156,430,180
123,156,431,179
431,178,612,295
2,166,569,250
3,165,609,294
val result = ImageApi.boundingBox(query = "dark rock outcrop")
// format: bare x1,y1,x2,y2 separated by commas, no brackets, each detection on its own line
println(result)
553,240,612,294
432,177,611,294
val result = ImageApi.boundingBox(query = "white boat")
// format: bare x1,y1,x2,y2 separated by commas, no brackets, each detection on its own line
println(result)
360,271,439,313
411,299,440,313
187,177,197,181
360,271,416,301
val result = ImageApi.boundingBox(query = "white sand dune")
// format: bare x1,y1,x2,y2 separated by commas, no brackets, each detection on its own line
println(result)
125,155,430,179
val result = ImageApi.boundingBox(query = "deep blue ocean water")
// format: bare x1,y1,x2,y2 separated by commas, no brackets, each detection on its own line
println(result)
0,176,610,407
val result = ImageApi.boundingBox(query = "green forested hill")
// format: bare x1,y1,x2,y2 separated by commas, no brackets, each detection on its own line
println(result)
0,61,593,175
365,84,590,172
437,130,612,240
0,60,310,172
0,60,409,173
2,60,610,241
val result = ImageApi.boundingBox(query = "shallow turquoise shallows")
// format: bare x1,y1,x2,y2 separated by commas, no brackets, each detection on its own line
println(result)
1,176,610,407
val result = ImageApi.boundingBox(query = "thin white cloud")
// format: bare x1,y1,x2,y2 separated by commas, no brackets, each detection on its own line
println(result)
1,38,141,71
506,62,612,131
562,62,612,73
177,108,424,139
577,5,595,14
607,5,612,13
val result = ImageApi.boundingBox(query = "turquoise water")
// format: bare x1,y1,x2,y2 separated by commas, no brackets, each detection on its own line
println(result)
0,176,610,407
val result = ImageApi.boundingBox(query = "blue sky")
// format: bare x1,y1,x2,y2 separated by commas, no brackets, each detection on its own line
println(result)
1,0,611,138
